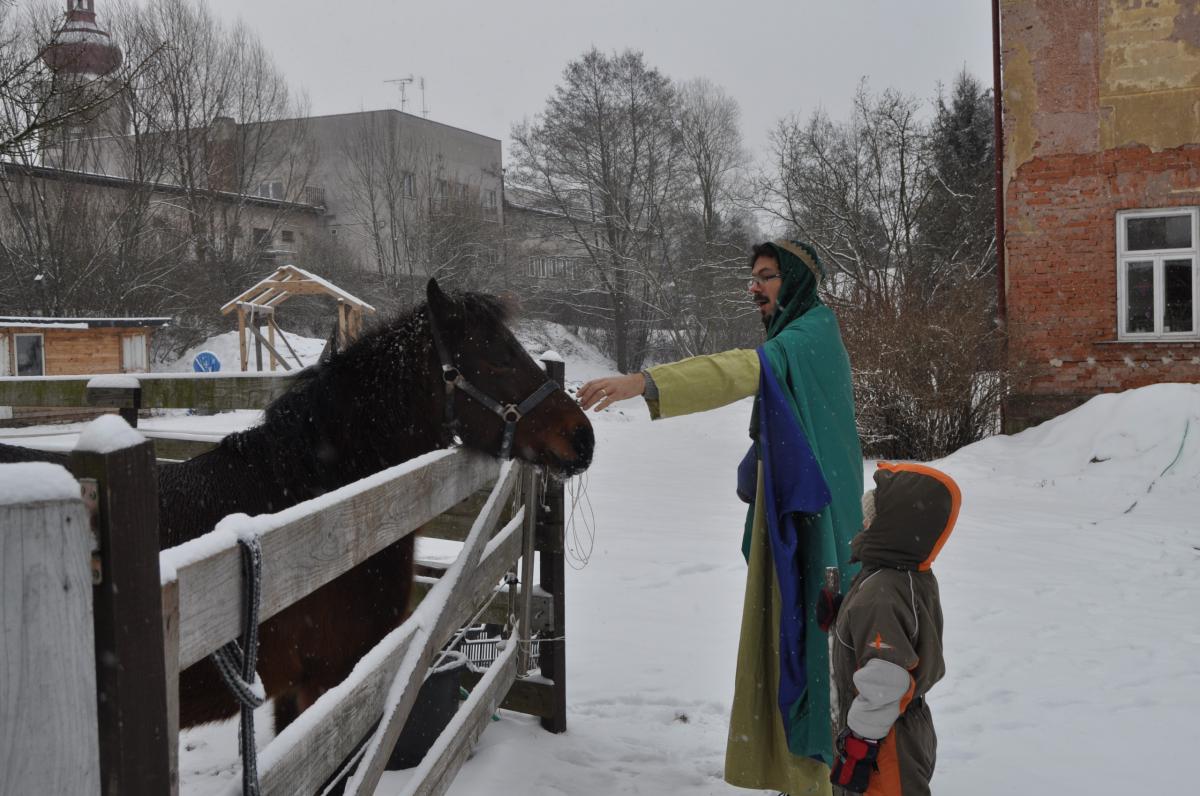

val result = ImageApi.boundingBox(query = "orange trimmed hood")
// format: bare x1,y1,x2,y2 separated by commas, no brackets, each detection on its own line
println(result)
851,462,961,571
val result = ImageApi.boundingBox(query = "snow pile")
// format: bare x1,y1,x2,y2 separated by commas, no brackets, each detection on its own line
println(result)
75,415,146,454
87,374,142,390
157,328,326,373
926,383,1200,795
513,321,615,385
0,462,79,505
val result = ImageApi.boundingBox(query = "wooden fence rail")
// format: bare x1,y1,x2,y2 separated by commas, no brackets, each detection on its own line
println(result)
0,372,294,412
0,355,571,795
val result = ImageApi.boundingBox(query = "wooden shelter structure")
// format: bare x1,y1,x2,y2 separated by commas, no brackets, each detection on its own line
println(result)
220,265,375,372
0,316,170,425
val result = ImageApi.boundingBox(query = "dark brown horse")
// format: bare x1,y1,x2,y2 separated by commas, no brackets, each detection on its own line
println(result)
0,279,593,733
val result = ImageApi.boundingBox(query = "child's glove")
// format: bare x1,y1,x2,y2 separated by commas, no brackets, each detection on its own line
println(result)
830,727,879,793
816,587,843,632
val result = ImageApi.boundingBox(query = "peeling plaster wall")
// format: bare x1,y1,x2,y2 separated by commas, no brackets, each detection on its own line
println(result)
1101,0,1200,149
1003,0,1200,178
1000,0,1101,180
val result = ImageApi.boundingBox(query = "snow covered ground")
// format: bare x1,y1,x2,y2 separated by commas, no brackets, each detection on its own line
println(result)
423,381,1200,796
5,326,1197,794
158,327,328,373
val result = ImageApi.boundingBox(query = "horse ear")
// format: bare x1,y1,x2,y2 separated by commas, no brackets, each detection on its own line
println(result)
426,278,454,321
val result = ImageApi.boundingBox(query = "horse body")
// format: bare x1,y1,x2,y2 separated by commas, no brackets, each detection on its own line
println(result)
1,280,594,734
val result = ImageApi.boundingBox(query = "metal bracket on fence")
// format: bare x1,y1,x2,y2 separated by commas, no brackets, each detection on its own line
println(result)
78,478,102,584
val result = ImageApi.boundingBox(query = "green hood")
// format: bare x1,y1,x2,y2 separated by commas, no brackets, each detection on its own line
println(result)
762,239,825,340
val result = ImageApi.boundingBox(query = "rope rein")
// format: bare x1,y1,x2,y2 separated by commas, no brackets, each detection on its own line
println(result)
210,536,265,796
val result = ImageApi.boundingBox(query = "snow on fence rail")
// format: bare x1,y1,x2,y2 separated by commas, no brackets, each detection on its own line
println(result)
0,371,295,458
0,360,571,796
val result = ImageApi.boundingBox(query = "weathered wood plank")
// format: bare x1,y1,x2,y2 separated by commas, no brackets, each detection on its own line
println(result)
147,435,218,461
0,372,295,411
459,672,556,719
401,623,521,796
408,576,553,633
0,495,100,796
70,441,172,796
161,579,181,796
252,466,524,796
419,484,508,542
254,624,421,796
254,280,331,295
348,462,524,794
538,357,569,733
170,448,498,669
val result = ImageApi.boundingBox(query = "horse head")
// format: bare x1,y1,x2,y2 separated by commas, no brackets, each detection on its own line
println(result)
425,279,593,477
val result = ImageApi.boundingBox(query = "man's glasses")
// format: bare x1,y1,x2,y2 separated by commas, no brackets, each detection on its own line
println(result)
747,273,782,289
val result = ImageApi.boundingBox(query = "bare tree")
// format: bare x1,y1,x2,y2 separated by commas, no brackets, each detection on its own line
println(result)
509,48,683,373
752,81,933,311
0,0,316,353
753,78,1005,457
338,110,503,306
0,0,136,160
642,77,757,358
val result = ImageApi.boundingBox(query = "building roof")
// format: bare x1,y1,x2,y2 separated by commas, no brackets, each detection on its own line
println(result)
0,162,326,213
0,316,171,329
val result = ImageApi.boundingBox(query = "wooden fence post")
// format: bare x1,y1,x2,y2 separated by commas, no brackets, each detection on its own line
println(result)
537,356,568,733
70,438,172,796
0,466,100,794
86,378,142,428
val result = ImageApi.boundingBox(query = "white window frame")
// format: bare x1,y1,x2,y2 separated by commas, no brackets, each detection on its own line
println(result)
257,180,284,200
1116,207,1200,341
14,332,45,376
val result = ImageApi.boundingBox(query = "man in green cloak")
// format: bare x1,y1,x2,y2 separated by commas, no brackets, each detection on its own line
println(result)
579,240,863,795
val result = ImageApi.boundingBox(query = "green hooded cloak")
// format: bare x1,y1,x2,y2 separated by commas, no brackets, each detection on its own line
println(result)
644,240,862,795
719,241,862,794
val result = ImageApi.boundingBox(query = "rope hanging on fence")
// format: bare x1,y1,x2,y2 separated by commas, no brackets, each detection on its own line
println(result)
210,536,265,796
563,472,596,570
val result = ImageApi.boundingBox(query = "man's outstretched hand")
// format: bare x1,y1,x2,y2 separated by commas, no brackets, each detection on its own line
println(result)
578,373,645,412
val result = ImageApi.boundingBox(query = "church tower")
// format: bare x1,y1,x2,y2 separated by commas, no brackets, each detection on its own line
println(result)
40,0,127,168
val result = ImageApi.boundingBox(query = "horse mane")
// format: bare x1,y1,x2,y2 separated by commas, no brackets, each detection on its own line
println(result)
207,290,513,504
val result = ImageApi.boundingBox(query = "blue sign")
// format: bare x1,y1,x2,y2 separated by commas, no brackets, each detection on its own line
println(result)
192,351,221,372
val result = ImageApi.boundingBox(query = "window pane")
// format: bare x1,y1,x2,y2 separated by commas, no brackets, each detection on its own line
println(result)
1164,258,1193,333
1126,214,1192,250
1125,260,1155,334
15,334,43,376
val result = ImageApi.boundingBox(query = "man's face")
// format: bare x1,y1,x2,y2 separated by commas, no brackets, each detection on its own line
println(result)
749,255,783,318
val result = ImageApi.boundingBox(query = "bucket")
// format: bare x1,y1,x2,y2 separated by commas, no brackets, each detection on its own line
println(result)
385,651,468,770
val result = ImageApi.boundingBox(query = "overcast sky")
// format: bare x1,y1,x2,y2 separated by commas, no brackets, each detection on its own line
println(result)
200,0,994,159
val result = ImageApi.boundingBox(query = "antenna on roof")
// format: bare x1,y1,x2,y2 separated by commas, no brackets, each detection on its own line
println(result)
383,75,414,111
419,76,429,118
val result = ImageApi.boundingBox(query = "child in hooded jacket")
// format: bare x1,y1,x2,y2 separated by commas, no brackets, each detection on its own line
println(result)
827,462,960,796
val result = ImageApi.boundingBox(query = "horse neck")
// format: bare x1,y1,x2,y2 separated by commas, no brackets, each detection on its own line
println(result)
230,316,446,498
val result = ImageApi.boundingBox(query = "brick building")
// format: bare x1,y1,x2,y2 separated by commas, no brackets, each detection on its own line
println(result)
999,0,1200,430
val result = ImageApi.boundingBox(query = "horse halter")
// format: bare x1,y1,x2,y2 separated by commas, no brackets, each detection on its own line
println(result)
426,308,560,460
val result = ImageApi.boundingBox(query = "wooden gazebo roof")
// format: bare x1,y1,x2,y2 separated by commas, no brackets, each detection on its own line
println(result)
220,265,375,372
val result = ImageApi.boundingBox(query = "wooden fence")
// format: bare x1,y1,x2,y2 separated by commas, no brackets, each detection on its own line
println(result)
0,359,570,795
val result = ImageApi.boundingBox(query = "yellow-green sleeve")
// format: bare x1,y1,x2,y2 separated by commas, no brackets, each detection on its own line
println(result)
643,348,760,419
